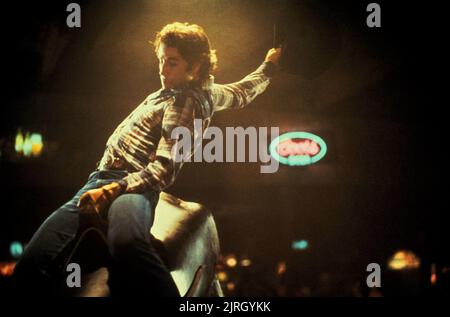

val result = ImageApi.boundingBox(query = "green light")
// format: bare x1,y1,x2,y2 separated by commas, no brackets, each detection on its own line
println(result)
292,240,309,250
15,130,24,153
30,133,42,144
30,133,44,156
23,133,32,157
269,131,327,166
10,241,23,259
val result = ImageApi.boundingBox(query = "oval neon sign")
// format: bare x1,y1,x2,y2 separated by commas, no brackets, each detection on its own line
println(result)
269,131,327,166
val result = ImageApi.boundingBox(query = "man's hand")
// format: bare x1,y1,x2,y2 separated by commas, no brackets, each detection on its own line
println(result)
77,182,124,216
265,47,282,66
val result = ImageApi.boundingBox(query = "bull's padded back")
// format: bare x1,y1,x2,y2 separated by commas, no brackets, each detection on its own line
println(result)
74,192,221,297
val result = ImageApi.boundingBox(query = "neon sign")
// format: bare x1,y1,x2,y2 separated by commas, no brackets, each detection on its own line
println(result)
269,131,327,166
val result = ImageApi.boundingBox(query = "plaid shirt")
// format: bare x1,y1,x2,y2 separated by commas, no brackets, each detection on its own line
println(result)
97,61,275,193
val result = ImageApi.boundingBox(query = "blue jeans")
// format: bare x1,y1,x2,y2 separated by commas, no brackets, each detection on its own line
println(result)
13,169,180,297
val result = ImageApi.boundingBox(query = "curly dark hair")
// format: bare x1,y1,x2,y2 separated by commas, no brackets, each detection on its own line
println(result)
152,22,218,85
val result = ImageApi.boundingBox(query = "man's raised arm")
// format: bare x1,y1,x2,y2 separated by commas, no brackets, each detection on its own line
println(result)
211,47,282,112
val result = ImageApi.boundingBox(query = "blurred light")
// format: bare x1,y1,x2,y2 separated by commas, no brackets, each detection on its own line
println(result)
30,133,44,157
269,132,327,166
225,255,237,267
226,282,235,291
431,273,437,285
388,250,420,270
15,130,24,153
277,261,287,275
14,130,44,157
10,241,23,259
292,239,309,250
240,258,252,267
431,263,437,285
0,262,17,277
217,271,228,282
23,133,32,157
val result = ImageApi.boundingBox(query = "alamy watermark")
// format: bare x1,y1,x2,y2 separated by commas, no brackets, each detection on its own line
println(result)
66,3,81,28
366,263,381,287
171,119,280,173
66,262,81,288
366,3,381,28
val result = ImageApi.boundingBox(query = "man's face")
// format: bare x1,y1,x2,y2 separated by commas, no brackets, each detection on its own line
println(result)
157,43,191,89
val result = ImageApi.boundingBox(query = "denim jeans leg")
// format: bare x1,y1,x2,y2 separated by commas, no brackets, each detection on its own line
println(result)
13,169,180,297
13,171,105,295
106,192,181,297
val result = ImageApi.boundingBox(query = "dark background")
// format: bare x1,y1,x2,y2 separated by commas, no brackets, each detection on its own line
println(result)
0,0,445,295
